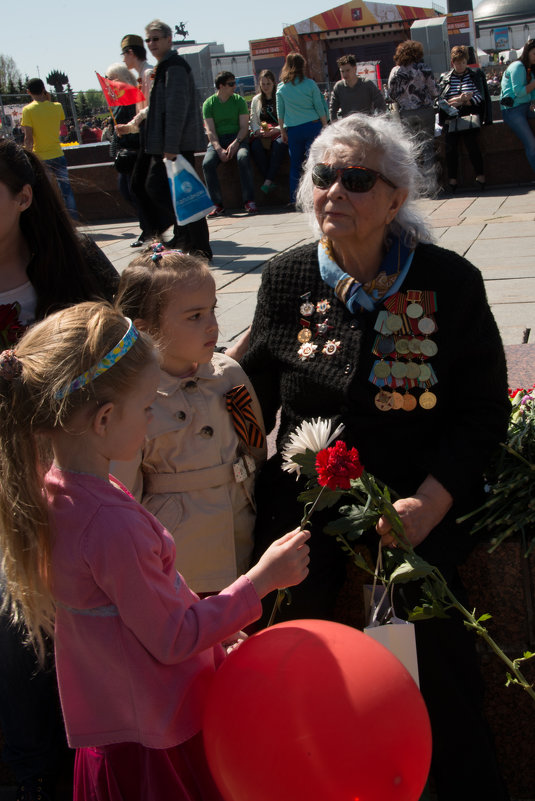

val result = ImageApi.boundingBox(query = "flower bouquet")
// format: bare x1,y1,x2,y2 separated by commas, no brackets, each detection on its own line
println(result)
275,417,535,702
459,385,535,555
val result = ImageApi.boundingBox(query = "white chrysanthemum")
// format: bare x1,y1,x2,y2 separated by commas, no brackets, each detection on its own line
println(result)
282,417,345,476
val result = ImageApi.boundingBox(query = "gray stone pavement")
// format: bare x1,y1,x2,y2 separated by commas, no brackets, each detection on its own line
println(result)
81,184,535,350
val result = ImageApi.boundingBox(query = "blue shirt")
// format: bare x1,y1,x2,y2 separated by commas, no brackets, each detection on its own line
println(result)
501,60,535,108
276,78,327,128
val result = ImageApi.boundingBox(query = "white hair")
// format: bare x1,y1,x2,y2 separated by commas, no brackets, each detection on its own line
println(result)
106,63,137,87
296,113,435,246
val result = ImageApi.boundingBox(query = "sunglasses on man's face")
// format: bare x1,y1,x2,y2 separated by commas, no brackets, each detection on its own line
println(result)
225,81,236,87
312,163,397,193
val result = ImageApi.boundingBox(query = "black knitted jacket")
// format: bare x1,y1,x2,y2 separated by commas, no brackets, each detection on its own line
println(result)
242,241,509,564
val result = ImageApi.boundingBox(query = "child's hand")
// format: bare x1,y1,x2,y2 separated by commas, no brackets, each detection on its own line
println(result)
223,631,248,654
246,528,310,599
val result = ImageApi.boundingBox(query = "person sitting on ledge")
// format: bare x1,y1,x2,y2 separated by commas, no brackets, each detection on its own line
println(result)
202,71,257,217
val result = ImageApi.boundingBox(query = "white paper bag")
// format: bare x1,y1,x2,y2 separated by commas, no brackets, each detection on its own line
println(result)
165,156,214,225
363,584,420,687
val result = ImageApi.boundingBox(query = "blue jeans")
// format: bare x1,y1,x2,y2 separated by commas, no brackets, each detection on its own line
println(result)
202,133,254,207
286,119,323,202
502,103,535,173
250,136,288,183
45,155,78,220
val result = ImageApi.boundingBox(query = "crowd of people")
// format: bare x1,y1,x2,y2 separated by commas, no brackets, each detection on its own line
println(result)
1,21,534,801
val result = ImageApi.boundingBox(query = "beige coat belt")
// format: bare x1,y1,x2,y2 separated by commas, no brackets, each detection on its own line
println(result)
144,462,236,493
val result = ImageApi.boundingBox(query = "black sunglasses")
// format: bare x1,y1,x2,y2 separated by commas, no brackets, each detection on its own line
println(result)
312,163,397,192
225,81,236,87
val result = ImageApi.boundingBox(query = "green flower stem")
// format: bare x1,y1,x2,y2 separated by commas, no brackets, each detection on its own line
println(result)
430,568,535,701
267,486,329,628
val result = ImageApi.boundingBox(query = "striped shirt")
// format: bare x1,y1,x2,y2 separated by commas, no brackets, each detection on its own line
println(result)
445,71,482,104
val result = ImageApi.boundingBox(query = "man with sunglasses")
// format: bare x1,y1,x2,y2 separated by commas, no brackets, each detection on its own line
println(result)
137,18,212,258
202,71,257,215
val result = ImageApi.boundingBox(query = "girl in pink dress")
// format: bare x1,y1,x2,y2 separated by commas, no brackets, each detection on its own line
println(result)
0,302,309,801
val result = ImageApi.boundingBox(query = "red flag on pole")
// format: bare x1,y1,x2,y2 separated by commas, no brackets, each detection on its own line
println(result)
96,73,145,106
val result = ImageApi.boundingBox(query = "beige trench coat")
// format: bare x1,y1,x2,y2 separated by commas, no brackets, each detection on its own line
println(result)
112,353,266,593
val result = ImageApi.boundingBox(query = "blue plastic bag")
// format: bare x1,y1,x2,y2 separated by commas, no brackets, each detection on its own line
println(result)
165,156,214,225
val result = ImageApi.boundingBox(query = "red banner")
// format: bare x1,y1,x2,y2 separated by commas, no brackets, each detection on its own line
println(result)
96,73,145,107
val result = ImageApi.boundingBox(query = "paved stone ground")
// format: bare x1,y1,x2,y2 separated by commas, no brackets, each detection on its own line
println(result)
81,184,535,357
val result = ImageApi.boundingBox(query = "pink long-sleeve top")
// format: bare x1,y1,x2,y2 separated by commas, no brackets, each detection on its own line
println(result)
46,464,262,749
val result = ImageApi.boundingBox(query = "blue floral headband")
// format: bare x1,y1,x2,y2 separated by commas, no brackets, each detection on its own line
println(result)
55,318,139,399
151,242,185,262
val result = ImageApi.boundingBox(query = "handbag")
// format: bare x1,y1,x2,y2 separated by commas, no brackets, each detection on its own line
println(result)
165,155,214,225
446,113,481,132
114,148,138,174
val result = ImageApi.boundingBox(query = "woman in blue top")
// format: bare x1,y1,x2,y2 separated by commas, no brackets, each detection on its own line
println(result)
276,53,327,203
500,39,535,174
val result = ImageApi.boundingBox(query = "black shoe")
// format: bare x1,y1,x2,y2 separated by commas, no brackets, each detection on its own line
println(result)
16,776,54,801
475,179,486,192
130,234,145,248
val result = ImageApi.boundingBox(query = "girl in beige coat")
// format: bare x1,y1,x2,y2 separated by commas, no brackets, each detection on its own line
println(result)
113,247,266,593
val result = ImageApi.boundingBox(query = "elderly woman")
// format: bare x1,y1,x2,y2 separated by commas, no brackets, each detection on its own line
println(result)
242,114,510,801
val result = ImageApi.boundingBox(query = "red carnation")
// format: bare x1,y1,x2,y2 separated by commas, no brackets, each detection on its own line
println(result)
315,440,364,490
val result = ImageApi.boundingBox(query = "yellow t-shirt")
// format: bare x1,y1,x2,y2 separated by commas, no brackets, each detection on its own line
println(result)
21,100,64,160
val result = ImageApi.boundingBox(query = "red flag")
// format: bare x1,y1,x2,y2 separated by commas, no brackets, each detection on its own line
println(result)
96,73,145,106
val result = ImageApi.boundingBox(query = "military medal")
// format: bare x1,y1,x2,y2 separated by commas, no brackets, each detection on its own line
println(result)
386,313,403,333
322,340,341,356
420,338,438,357
402,393,417,411
419,390,437,410
316,299,331,315
375,389,394,411
407,302,423,319
391,391,404,409
297,328,312,343
395,338,410,355
300,300,314,316
405,361,420,380
297,342,317,360
418,363,432,382
408,337,422,355
418,316,435,335
374,360,391,379
391,361,407,379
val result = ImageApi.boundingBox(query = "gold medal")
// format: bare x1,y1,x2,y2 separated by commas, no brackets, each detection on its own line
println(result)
418,363,432,382
405,361,420,379
395,338,410,355
402,393,417,411
297,328,312,343
420,339,438,357
419,390,437,410
375,389,394,411
408,338,421,355
418,317,435,335
391,391,404,409
374,360,391,379
386,313,403,333
407,302,423,319
391,361,407,379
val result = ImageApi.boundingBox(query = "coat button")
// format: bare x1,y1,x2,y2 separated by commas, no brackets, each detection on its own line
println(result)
344,364,352,375
183,380,197,392
349,318,359,330
175,410,186,421
199,425,214,439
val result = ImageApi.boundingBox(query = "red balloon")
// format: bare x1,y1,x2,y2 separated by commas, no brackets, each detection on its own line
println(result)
203,619,431,801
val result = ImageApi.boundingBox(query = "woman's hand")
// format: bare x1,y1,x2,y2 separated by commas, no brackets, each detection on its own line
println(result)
280,128,288,144
376,475,453,549
246,528,310,599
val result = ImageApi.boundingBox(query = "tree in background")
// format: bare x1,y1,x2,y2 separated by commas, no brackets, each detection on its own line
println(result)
0,54,22,92
84,89,105,114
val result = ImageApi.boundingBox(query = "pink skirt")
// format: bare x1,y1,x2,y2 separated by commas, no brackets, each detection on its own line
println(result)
73,732,225,801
